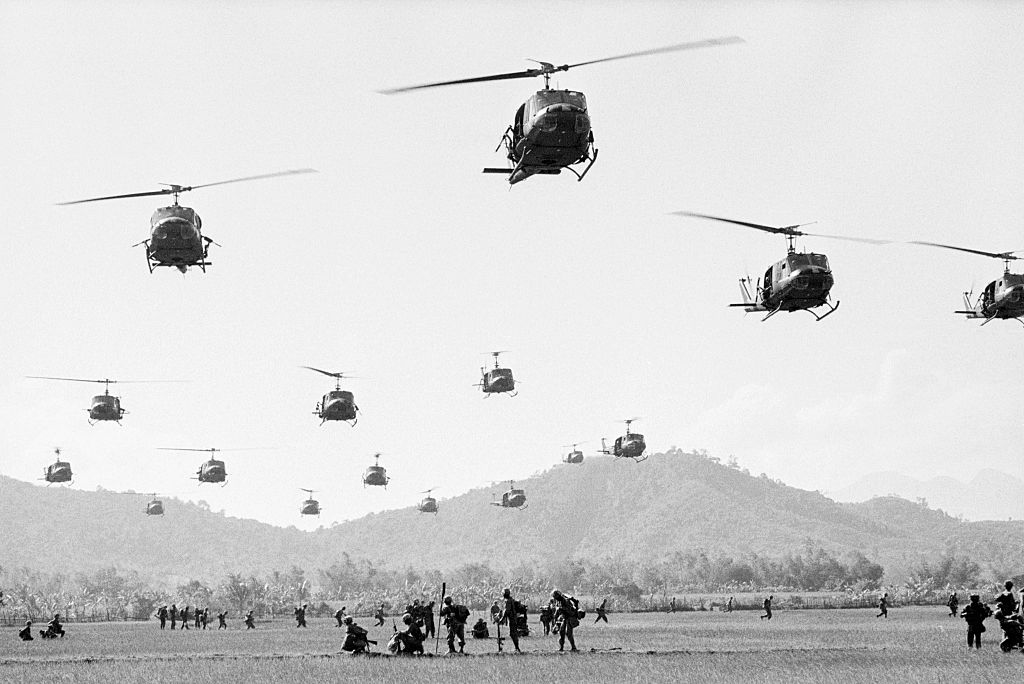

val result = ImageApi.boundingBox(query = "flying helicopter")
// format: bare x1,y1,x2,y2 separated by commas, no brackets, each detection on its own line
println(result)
417,488,439,514
362,453,390,488
380,38,742,185
302,367,360,425
26,376,179,424
599,418,647,462
57,169,316,273
562,442,585,465
42,448,73,485
478,351,516,397
157,447,233,485
673,212,890,322
145,494,165,516
300,489,321,516
491,480,527,510
906,241,1024,325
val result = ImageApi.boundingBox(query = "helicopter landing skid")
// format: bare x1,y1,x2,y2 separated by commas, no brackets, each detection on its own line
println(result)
807,301,840,322
566,145,599,183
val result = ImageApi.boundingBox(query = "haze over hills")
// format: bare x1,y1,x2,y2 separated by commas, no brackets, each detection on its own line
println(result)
3,450,1022,589
826,469,1024,522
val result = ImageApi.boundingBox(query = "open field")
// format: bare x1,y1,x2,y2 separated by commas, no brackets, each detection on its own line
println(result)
2,607,1023,683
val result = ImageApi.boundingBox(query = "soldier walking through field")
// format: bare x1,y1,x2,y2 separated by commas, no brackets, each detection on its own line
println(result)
947,592,959,617
170,604,178,630
423,600,436,639
180,606,190,630
217,611,228,629
157,605,168,629
244,610,255,629
594,598,609,624
551,589,579,652
374,603,386,627
876,593,888,618
539,602,554,635
760,595,773,620
500,588,523,653
439,595,469,654
961,594,992,649
996,581,1018,616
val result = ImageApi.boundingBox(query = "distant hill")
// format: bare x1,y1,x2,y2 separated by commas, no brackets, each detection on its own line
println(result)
3,450,1022,588
826,469,1024,522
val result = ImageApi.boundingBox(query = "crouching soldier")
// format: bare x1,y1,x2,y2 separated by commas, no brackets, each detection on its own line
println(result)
40,614,65,639
18,620,33,641
995,609,1024,652
961,594,992,649
472,617,490,639
398,613,425,655
342,616,375,654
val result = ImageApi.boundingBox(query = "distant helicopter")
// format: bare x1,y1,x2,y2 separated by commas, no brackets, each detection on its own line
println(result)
145,494,165,516
417,488,439,514
26,376,177,424
42,448,73,485
562,442,585,465
478,351,516,397
157,447,232,485
57,169,316,273
300,489,321,516
599,418,647,462
491,480,527,510
362,453,390,488
303,367,360,425
381,38,741,185
907,241,1024,325
673,212,889,321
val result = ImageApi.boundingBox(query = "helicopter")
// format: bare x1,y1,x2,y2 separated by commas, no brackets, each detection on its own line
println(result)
157,447,232,485
478,351,516,397
491,480,527,510
562,442,585,465
300,489,321,516
673,212,890,322
42,448,73,485
145,494,165,516
906,241,1024,325
303,367,360,425
362,453,390,488
599,418,647,462
381,38,741,185
26,376,178,424
57,169,316,273
417,488,439,514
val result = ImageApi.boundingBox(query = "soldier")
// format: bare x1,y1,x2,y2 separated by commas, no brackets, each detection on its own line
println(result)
398,613,425,655
594,598,609,624
760,595,773,621
341,616,374,654
439,596,468,654
727,596,734,612
551,589,579,652
180,605,190,630
41,613,65,639
996,581,1018,616
876,593,888,619
669,597,676,613
296,604,308,628
500,588,522,653
947,592,959,617
201,608,209,630
960,594,992,649
217,611,228,630
374,603,386,627
423,600,436,639
156,605,168,629
195,606,202,629
472,617,490,639
170,604,178,630
539,602,554,636
335,607,346,627
244,610,256,629
490,600,501,624
18,620,33,641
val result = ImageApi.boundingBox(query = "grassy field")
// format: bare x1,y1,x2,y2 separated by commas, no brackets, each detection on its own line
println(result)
2,607,1022,683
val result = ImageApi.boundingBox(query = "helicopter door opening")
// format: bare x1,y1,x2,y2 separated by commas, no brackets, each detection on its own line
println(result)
514,103,525,137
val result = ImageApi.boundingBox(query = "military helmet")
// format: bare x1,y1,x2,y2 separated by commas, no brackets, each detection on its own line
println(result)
402,613,413,624
444,596,453,604
343,616,354,624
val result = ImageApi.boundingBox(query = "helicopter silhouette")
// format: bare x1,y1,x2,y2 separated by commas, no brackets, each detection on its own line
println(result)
303,366,360,425
674,212,890,321
26,376,179,424
478,351,516,397
381,38,741,185
57,169,316,273
299,489,321,516
417,488,439,514
157,447,234,486
145,494,165,516
491,480,527,510
599,418,647,462
362,453,390,488
42,448,73,485
907,241,1024,325
562,442,585,465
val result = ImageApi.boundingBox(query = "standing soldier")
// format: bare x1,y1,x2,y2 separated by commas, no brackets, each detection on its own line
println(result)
996,581,1018,617
669,597,676,613
760,595,773,621
594,598,609,624
727,596,734,612
374,603,386,627
180,605,191,630
157,605,168,629
500,588,523,653
170,604,178,630
490,600,501,624
947,592,959,617
202,608,209,630
244,610,256,629
439,596,468,654
539,602,553,636
961,594,992,649
195,606,202,629
876,593,888,619
551,590,579,652
423,600,436,640
217,611,228,629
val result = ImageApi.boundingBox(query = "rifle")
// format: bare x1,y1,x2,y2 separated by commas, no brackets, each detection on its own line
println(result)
435,581,446,654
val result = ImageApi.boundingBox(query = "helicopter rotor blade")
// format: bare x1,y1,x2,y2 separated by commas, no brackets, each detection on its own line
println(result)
379,69,545,94
301,366,352,379
906,241,1022,261
57,189,178,205
564,36,744,70
671,211,814,237
56,169,316,206
187,168,318,191
801,231,892,245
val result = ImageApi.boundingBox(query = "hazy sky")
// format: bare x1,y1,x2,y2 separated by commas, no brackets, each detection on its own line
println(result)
2,1,1023,529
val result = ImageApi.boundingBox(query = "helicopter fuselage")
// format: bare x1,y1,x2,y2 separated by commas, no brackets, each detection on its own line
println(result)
761,252,834,312
613,433,646,460
491,90,596,185
197,459,226,484
363,465,389,488
497,489,527,508
418,497,438,514
45,461,73,484
563,450,584,464
968,273,1024,320
89,394,124,422
146,205,211,273
481,368,515,394
146,500,164,516
300,498,321,516
318,390,358,423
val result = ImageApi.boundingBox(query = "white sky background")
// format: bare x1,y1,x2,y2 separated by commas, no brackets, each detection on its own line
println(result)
2,0,1023,528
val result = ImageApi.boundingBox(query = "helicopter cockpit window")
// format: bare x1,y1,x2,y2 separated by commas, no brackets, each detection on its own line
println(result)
564,91,587,110
1005,274,1024,287
808,254,829,269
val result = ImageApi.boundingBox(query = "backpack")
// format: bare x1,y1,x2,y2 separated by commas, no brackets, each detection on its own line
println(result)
513,599,527,614
454,604,470,623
